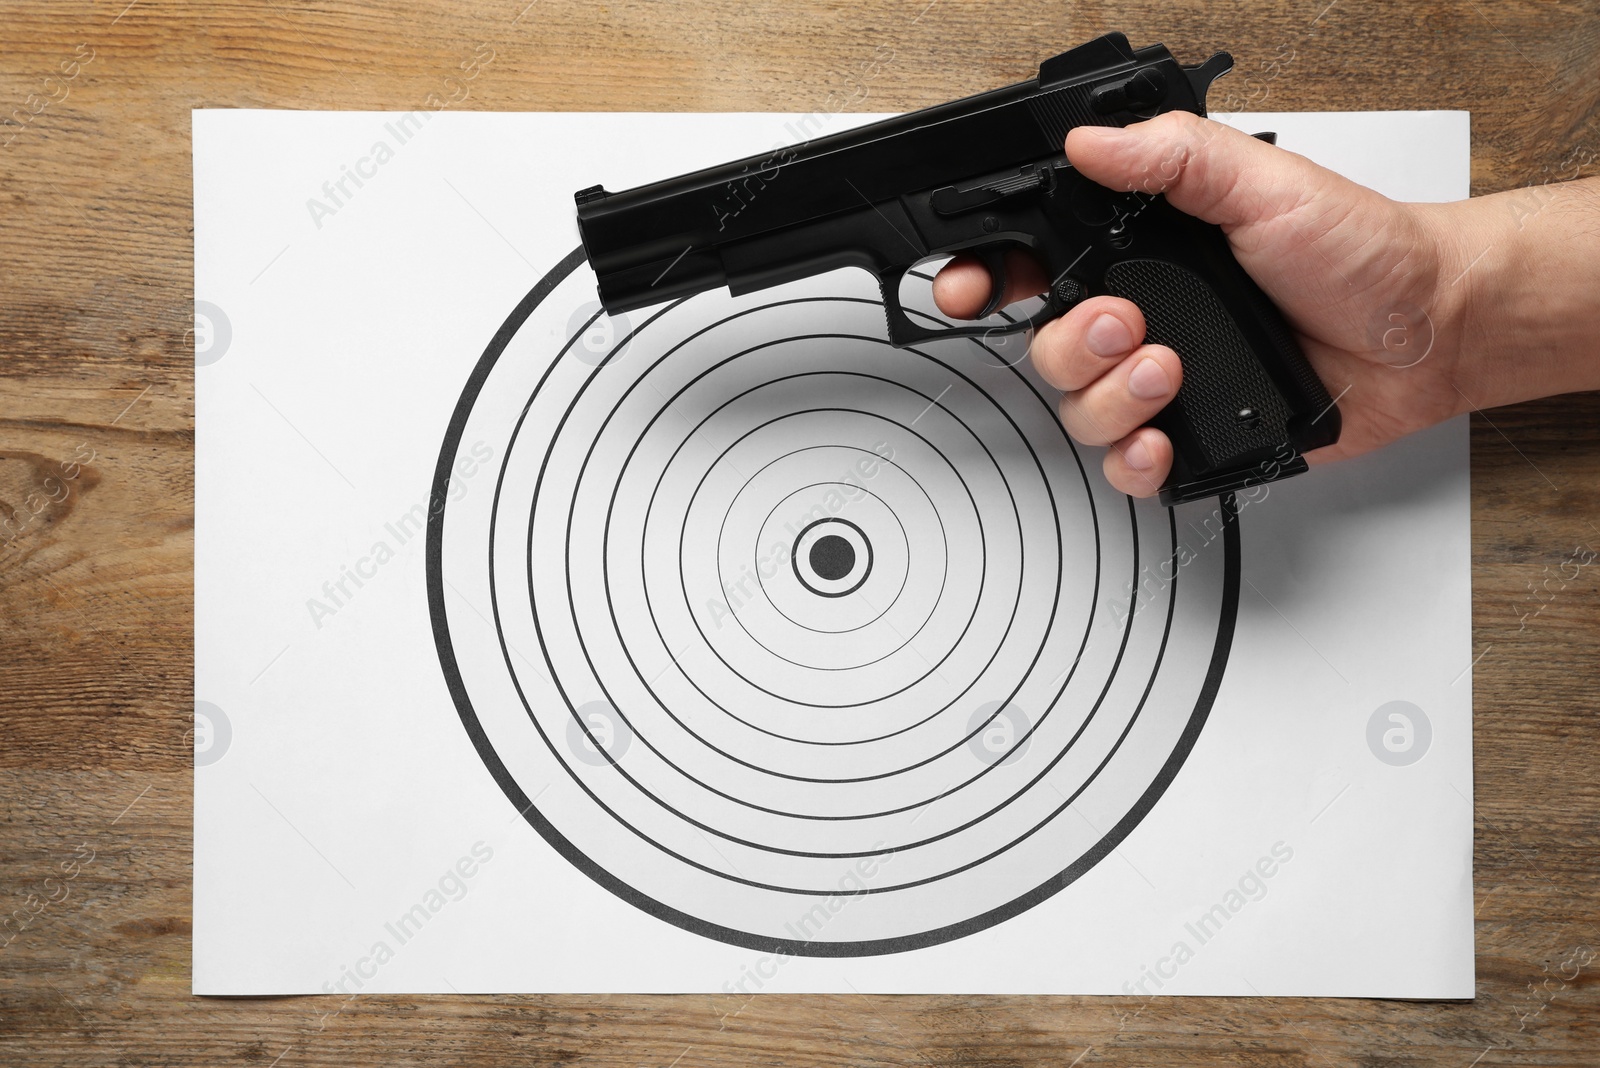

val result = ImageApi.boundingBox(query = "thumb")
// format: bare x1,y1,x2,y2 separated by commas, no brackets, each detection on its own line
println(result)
1064,111,1327,232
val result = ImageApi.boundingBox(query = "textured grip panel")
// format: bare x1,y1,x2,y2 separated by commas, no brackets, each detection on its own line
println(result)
1104,259,1290,470
1237,272,1334,415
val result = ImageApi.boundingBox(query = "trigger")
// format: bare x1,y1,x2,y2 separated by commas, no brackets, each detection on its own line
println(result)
975,248,1008,319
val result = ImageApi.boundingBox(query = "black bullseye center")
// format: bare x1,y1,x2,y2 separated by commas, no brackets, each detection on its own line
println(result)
809,535,856,581
791,517,872,598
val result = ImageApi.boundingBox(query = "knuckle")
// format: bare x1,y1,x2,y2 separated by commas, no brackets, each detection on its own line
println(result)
1162,110,1203,133
1056,394,1113,447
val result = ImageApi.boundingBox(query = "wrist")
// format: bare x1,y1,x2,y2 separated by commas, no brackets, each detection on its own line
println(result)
1412,197,1502,413
1419,178,1600,412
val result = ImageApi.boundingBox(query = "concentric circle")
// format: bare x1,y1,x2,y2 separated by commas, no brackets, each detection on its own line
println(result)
428,247,1240,955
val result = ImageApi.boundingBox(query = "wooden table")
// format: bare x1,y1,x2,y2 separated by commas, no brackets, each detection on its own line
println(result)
3,1,1597,1064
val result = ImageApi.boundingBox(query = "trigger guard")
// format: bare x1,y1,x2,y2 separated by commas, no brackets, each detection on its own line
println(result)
875,258,1074,348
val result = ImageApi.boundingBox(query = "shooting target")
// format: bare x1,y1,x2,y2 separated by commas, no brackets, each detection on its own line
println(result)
428,248,1239,955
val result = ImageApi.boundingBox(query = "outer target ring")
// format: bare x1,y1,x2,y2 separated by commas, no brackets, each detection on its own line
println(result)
426,247,1242,956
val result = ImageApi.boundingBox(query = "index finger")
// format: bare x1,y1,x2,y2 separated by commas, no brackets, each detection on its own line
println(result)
930,249,1051,320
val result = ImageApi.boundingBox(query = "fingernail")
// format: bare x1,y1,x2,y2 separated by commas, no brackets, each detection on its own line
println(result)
1127,358,1171,400
1085,314,1134,358
1124,438,1154,470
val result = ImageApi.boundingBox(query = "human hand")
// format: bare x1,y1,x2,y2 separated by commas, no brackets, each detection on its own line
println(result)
932,111,1470,497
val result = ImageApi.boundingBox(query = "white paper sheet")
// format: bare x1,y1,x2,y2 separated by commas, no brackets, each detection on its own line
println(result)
194,108,1473,996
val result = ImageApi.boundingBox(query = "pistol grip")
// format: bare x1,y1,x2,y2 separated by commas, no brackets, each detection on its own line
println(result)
1096,228,1339,505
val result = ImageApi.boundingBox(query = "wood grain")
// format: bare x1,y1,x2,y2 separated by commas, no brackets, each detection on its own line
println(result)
2,1,1597,1064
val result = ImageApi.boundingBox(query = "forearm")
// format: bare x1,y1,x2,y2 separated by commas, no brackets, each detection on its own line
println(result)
1422,176,1600,411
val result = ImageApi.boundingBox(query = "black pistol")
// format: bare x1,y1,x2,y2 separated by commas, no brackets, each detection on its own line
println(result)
573,32,1340,506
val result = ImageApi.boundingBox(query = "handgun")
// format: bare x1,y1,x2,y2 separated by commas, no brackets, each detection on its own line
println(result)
572,32,1340,506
